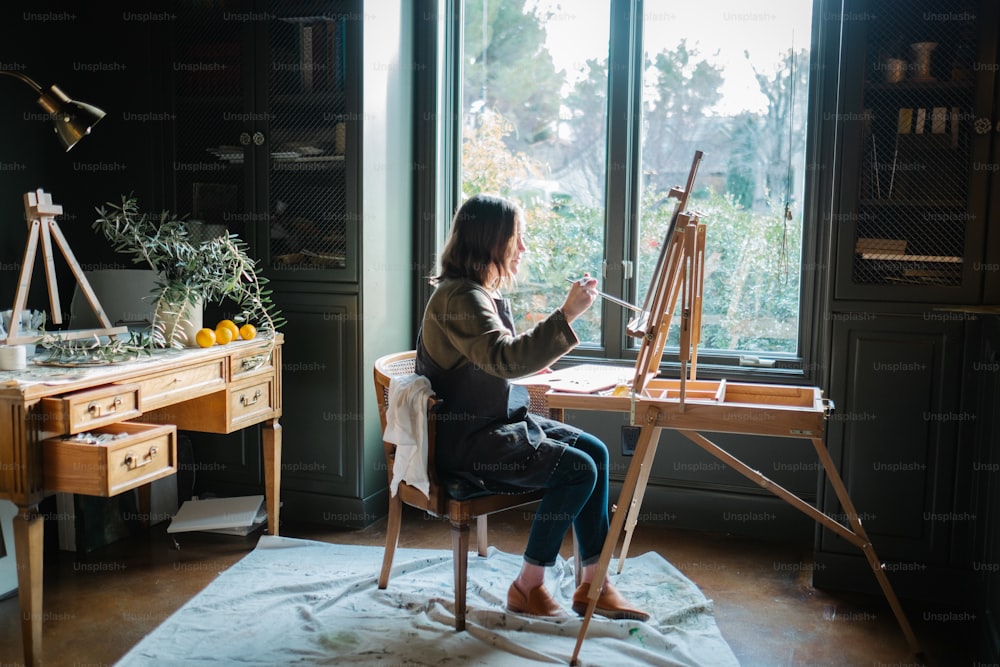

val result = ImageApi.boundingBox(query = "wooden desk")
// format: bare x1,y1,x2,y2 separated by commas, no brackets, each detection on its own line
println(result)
0,334,283,667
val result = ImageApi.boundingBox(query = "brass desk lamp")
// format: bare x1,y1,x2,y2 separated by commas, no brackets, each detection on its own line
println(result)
1,70,123,345
0,69,105,151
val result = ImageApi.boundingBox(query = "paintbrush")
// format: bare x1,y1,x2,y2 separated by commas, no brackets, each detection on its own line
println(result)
565,278,643,313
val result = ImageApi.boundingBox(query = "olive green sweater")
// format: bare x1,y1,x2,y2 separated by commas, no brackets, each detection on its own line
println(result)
419,278,578,379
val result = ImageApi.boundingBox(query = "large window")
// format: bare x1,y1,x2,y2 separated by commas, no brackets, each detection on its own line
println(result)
635,2,812,358
447,0,822,375
460,1,610,341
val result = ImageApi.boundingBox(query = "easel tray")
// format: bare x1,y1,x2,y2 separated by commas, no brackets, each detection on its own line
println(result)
546,377,829,439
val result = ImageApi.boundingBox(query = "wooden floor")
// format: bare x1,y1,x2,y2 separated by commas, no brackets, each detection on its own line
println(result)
0,504,985,666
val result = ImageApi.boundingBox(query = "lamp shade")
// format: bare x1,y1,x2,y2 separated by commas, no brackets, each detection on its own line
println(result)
1,70,106,151
37,84,106,151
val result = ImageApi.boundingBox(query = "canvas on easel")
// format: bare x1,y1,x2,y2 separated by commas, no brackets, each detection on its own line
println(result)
627,150,705,403
3,189,127,345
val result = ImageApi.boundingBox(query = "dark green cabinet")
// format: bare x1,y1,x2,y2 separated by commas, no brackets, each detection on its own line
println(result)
815,314,972,601
273,291,361,516
970,315,1000,660
165,1,415,527
819,0,1000,612
168,0,359,281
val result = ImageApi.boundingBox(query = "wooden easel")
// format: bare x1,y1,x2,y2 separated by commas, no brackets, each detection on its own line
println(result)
628,150,706,401
544,153,922,665
3,189,126,345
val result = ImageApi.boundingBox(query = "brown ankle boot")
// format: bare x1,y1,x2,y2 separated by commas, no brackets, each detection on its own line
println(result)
572,581,650,621
506,581,567,617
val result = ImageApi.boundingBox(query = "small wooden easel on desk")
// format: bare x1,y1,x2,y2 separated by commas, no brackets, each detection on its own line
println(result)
3,189,126,345
543,153,922,665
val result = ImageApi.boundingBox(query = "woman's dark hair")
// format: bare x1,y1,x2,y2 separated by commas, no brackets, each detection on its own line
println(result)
432,193,521,288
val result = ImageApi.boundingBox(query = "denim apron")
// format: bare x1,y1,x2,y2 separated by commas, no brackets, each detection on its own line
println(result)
415,296,580,495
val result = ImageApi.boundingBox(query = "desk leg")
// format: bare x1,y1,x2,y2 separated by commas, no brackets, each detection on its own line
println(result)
263,418,282,536
571,421,662,666
14,507,43,667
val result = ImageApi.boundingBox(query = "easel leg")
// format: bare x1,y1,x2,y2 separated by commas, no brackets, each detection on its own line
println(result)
6,220,40,344
677,430,857,541
668,428,921,657
39,218,63,324
811,438,922,656
571,421,661,666
616,443,657,574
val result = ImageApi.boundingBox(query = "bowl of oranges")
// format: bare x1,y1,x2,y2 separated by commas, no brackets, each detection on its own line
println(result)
195,319,258,348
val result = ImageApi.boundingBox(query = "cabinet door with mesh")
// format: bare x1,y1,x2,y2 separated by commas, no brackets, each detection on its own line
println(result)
263,1,360,280
837,0,991,303
171,3,250,249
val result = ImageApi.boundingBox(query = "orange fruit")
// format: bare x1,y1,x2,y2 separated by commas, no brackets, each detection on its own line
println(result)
214,325,234,345
217,319,240,341
195,328,216,348
239,323,257,340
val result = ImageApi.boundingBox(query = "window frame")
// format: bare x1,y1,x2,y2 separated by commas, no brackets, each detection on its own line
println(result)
415,0,840,388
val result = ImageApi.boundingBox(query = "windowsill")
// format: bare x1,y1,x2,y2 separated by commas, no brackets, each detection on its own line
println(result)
554,354,814,386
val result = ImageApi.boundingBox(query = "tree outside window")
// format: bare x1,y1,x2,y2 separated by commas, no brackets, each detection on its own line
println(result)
460,0,813,362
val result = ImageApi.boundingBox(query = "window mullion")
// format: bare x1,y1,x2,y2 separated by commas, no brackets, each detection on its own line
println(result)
603,0,644,359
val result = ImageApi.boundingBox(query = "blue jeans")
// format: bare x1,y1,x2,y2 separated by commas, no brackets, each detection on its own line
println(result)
523,431,609,568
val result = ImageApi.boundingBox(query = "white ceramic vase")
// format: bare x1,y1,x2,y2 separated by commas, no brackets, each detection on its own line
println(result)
155,297,203,347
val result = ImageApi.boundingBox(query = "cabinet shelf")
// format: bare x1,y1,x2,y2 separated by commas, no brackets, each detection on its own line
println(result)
865,79,974,95
858,198,967,208
270,155,346,171
271,92,346,107
857,253,962,263
175,94,244,109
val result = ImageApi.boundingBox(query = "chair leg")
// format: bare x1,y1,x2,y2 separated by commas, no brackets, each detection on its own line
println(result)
475,515,488,557
452,518,471,631
378,493,403,589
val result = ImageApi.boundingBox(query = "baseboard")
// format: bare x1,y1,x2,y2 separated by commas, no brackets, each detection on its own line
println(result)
280,488,384,528
813,550,975,606
609,481,815,546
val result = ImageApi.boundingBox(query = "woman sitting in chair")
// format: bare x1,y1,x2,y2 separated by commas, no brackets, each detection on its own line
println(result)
416,193,649,621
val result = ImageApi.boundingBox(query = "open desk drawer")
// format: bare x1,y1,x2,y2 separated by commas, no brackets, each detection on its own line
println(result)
39,383,142,434
43,421,177,497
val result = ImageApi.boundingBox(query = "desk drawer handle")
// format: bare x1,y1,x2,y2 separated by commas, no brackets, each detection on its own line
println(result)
123,446,158,470
88,396,122,418
240,389,263,406
241,355,265,371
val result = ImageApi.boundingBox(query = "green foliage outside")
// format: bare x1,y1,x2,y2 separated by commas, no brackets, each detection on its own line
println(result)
635,188,802,353
460,1,808,356
462,110,801,353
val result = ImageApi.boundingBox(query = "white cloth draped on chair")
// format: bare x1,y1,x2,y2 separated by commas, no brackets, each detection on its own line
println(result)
384,373,434,498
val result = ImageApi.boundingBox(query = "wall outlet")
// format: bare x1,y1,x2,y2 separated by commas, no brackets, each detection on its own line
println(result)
621,425,641,456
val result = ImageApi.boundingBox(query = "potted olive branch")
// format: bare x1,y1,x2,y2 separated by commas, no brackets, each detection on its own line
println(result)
90,195,284,350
